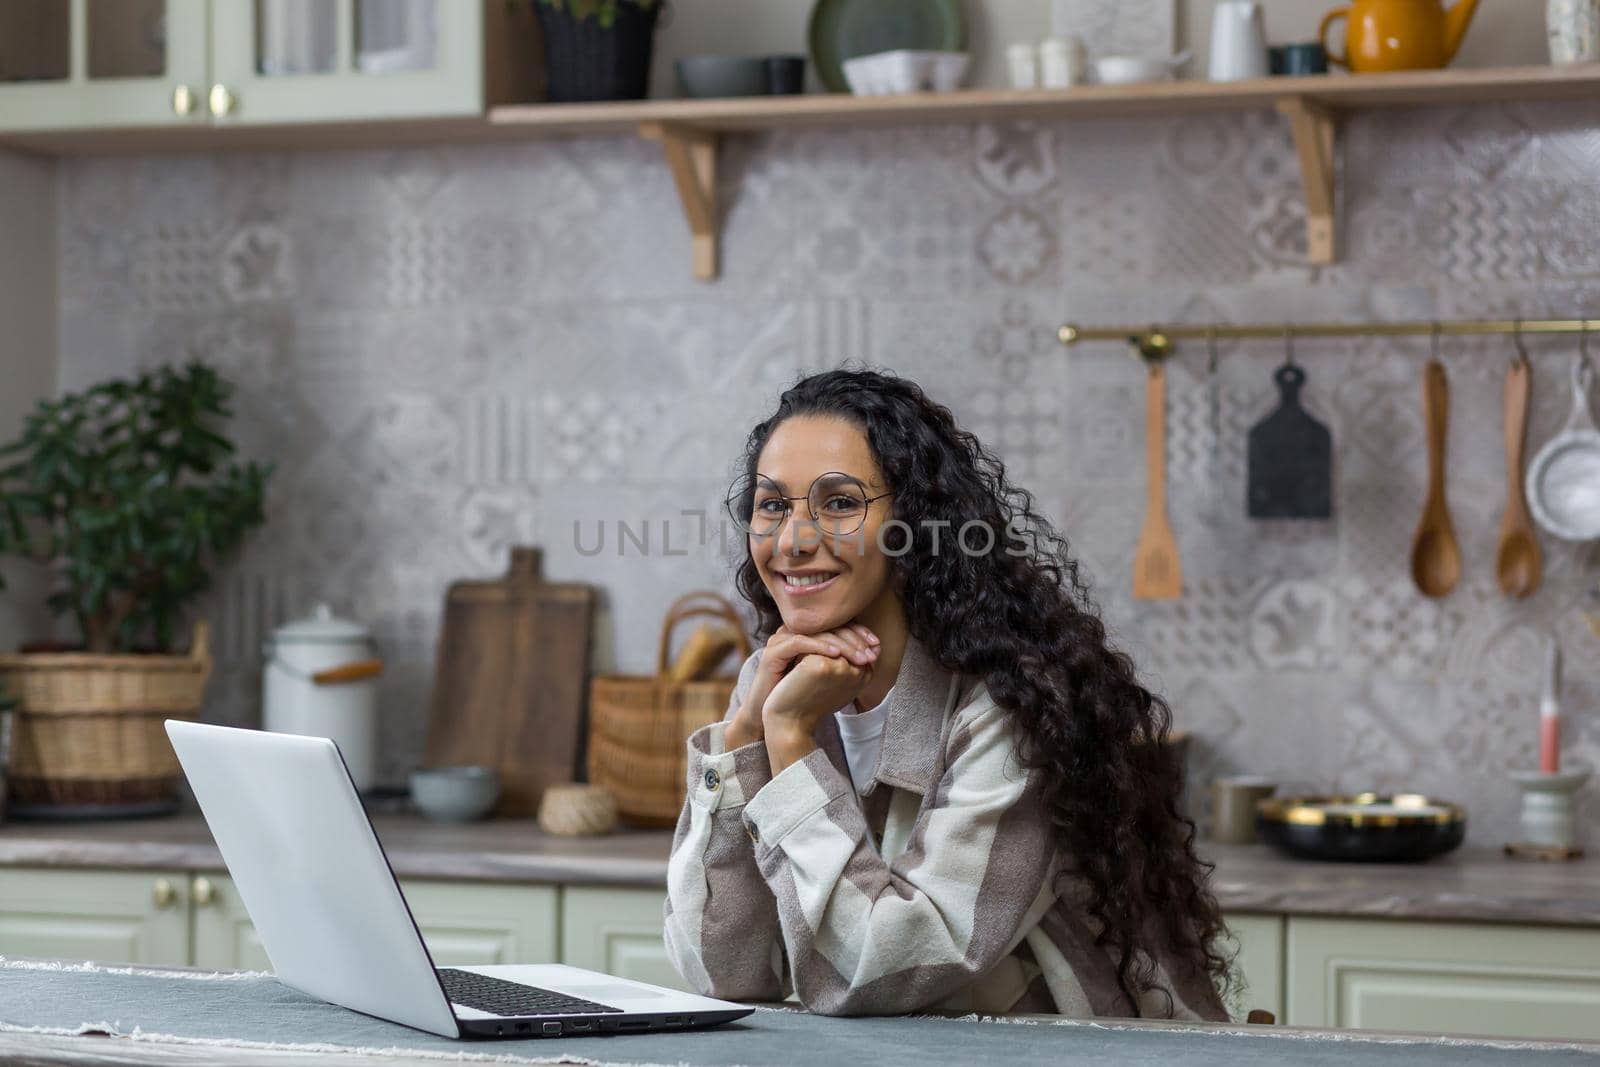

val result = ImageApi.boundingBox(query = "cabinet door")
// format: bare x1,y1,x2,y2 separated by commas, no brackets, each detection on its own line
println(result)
1287,917,1600,1040
0,0,209,131
1221,913,1283,1022
0,867,191,966
560,887,691,993
206,0,480,124
192,873,559,971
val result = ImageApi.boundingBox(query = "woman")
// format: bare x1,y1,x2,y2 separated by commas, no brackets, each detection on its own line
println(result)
663,367,1232,1020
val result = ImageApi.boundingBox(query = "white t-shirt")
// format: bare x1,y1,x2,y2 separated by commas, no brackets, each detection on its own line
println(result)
835,685,895,794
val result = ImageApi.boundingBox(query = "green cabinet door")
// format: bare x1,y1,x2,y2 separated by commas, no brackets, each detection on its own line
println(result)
0,0,209,132
206,0,482,125
0,867,191,966
1287,916,1600,1040
191,873,559,971
560,886,690,993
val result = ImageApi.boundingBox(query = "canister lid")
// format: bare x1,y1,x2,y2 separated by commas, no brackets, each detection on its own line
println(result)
273,603,368,644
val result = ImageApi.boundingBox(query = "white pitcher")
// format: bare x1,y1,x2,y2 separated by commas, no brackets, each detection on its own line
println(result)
1210,1,1270,81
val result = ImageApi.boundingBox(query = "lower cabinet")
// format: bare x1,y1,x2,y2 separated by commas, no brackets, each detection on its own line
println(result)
560,886,687,992
191,874,558,971
1224,913,1284,1022
1287,916,1600,1041
0,867,191,966
8,865,1600,1042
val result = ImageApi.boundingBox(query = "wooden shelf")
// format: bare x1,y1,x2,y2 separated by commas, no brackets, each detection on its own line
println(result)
7,65,1599,278
488,63,1600,133
489,64,1600,278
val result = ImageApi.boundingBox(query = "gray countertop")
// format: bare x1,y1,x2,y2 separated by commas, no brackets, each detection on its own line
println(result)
2,815,1599,926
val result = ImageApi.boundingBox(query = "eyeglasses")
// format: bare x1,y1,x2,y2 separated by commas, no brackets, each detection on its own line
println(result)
725,471,893,538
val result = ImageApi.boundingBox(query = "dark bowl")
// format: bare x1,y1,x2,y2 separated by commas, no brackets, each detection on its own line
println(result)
1256,793,1466,862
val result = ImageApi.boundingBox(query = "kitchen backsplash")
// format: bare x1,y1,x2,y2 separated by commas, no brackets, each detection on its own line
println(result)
55,99,1600,845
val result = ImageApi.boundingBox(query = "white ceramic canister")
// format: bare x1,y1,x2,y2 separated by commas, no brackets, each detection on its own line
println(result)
1039,36,1087,88
262,604,384,791
1549,0,1600,64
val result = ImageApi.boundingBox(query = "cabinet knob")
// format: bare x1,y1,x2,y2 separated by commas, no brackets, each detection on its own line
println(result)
152,878,179,910
172,84,198,116
192,876,217,907
208,83,237,117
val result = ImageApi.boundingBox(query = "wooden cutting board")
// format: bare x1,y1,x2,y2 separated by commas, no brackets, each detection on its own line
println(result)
423,546,595,817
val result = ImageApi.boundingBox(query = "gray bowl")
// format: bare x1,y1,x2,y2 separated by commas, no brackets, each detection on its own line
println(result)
409,765,500,823
676,55,768,98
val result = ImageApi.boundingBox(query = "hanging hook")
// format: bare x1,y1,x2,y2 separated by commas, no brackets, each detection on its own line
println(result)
1511,317,1528,367
1430,320,1441,362
1282,326,1295,368
1206,325,1220,375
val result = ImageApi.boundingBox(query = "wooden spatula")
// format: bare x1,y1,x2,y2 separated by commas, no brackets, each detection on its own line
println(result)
1134,361,1183,600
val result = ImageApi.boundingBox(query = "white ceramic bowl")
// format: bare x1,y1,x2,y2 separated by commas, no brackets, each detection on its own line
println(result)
409,765,500,822
1093,55,1175,85
842,49,968,95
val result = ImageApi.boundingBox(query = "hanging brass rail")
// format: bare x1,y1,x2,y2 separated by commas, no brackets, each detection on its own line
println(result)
1057,318,1600,360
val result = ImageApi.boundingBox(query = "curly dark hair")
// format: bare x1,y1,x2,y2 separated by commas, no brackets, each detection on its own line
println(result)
728,366,1234,1016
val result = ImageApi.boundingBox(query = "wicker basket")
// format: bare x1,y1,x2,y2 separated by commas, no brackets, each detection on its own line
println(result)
587,593,751,828
0,621,211,811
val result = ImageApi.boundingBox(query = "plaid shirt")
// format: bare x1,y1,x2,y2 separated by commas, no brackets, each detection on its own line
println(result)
662,634,1228,1020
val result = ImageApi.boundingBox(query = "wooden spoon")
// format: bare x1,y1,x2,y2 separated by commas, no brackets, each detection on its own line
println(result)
1410,360,1461,599
1495,356,1542,598
1134,361,1183,600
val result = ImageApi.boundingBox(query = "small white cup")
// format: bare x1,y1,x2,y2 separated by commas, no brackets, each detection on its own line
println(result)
1006,43,1039,89
1039,36,1086,88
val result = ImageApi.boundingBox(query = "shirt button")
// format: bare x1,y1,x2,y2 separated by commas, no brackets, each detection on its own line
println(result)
703,768,721,792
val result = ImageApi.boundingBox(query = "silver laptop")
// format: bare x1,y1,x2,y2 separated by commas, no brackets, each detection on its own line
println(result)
166,719,752,1039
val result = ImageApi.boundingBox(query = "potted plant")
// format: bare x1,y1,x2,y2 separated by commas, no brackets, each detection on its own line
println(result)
534,0,663,102
0,361,271,817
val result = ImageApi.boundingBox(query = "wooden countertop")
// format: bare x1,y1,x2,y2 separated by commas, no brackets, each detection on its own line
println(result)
2,815,1598,926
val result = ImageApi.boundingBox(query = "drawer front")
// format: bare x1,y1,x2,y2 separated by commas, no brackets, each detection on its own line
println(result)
192,875,558,971
560,886,689,992
1288,917,1600,1040
0,867,190,967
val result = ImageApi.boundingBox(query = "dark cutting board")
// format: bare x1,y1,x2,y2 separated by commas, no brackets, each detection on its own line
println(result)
423,546,595,817
1247,364,1333,519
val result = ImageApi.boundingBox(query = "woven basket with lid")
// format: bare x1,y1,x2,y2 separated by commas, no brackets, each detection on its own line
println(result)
0,621,211,811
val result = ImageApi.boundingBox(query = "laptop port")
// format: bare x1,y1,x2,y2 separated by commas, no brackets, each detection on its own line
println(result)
663,1016,684,1027
569,1022,593,1033
542,1022,562,1036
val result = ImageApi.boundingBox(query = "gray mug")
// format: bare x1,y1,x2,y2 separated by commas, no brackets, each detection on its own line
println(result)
1211,776,1277,843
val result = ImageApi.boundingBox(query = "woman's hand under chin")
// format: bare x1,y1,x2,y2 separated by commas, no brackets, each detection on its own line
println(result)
724,622,878,753
761,627,877,774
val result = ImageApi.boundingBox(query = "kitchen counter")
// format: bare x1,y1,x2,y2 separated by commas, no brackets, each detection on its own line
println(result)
3,815,1599,926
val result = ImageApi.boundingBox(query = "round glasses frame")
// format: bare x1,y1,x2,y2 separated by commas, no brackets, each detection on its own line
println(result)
725,472,894,538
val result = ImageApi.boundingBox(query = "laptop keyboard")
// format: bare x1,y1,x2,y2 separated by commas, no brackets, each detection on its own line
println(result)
437,968,624,1018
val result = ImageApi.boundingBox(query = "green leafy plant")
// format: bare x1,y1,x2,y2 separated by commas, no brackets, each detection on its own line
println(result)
537,0,659,29
0,362,272,655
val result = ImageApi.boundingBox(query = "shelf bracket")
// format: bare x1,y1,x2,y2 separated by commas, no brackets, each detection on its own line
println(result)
639,121,720,281
1276,97,1338,265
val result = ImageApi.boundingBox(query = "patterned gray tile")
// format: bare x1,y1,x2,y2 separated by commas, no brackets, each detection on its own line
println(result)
47,106,1600,824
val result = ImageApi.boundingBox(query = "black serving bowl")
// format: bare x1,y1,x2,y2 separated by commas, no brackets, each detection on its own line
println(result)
1256,793,1466,862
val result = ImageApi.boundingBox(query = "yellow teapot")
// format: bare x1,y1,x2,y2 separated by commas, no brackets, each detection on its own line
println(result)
1319,0,1480,72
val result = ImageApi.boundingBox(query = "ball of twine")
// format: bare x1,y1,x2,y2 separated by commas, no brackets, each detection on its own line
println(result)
538,783,619,837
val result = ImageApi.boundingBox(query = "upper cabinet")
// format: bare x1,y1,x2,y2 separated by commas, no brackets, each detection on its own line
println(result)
0,0,539,132
0,0,209,130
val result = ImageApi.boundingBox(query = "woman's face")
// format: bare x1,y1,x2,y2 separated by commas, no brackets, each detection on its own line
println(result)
749,415,896,635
